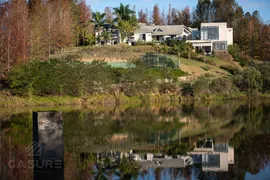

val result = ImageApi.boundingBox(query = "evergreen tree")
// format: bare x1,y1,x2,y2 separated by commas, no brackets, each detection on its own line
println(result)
193,0,212,27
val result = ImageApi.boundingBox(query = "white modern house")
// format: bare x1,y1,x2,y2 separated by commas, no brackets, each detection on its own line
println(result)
133,23,192,42
187,22,233,54
94,22,233,53
133,22,233,54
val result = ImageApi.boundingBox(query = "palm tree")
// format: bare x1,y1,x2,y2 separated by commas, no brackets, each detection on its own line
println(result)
113,3,135,22
184,42,194,60
116,20,136,42
100,30,112,45
92,11,106,35
172,42,185,68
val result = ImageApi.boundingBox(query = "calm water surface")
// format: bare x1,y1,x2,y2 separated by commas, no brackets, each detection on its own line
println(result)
1,101,270,180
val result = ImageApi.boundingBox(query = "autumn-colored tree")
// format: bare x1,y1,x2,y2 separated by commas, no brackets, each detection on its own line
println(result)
212,0,238,27
171,8,180,25
152,4,161,25
104,6,113,24
167,4,172,25
56,0,75,48
160,8,166,25
138,9,148,24
74,0,92,46
182,6,191,27
260,24,270,61
29,0,47,58
0,0,29,72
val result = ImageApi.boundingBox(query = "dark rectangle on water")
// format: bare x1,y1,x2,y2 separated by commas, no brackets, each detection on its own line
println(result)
33,111,64,180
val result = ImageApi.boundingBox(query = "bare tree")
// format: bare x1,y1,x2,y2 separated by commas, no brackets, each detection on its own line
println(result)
167,4,172,25
160,8,166,25
105,6,113,24
138,8,148,24
0,0,29,72
182,6,191,27
152,4,161,25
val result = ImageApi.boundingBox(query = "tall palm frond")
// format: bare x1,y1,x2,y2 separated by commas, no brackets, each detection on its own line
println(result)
92,11,106,32
113,3,135,22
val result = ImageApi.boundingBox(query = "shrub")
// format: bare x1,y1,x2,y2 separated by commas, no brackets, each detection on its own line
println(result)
9,56,115,96
255,62,270,92
228,44,240,59
181,83,194,96
220,65,239,74
8,56,187,97
233,67,263,92
210,77,237,94
193,76,212,95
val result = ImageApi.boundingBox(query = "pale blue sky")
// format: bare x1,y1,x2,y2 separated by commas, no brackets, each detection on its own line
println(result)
86,0,270,22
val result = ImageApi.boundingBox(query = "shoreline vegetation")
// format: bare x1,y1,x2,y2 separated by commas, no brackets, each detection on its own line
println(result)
2,91,270,108
1,53,270,108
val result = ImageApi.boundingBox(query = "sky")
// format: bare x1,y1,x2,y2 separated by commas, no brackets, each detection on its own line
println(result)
86,0,270,22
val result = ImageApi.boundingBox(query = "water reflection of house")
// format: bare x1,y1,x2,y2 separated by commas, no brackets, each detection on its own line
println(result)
188,139,234,172
132,152,193,170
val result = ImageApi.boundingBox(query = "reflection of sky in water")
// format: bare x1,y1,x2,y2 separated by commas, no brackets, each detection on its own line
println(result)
245,163,270,180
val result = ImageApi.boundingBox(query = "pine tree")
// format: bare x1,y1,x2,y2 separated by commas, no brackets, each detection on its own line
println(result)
193,0,212,27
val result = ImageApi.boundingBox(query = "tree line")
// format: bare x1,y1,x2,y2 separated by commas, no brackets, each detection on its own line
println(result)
0,0,269,76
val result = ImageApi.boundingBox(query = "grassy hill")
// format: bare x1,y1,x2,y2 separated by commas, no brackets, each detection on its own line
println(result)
53,45,240,78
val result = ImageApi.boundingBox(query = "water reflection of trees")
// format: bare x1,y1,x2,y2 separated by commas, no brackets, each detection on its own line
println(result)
229,103,270,179
1,101,270,179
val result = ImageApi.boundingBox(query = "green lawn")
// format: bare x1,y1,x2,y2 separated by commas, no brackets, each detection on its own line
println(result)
167,55,229,77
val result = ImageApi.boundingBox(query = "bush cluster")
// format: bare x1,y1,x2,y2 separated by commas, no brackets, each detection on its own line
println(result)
8,56,185,97
181,66,265,98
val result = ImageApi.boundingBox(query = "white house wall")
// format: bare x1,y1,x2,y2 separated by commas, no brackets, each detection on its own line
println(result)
227,28,233,45
134,33,152,42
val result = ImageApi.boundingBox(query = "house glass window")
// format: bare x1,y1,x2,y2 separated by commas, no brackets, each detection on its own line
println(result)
192,31,200,40
213,41,228,50
201,26,219,40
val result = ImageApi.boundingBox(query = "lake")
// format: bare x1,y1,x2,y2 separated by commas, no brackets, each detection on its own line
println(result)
0,100,270,180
